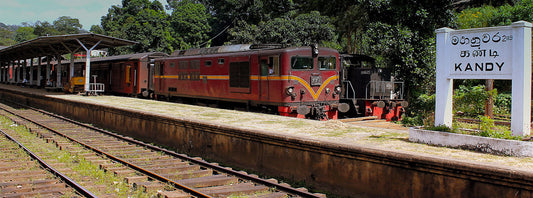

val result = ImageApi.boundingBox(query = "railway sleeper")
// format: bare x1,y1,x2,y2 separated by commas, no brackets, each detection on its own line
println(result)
163,169,213,180
124,176,149,184
125,156,174,163
104,148,152,154
197,182,270,197
158,190,190,198
148,164,201,174
0,179,59,188
134,181,167,192
0,189,69,198
140,161,189,168
255,192,289,198
128,158,185,165
0,174,51,182
0,170,46,177
114,169,137,177
0,183,66,194
175,174,239,188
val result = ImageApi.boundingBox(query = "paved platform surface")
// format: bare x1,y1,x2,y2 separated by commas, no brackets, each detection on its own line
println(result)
2,84,533,172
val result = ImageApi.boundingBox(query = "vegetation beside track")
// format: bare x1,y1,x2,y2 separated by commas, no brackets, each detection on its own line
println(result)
0,114,158,197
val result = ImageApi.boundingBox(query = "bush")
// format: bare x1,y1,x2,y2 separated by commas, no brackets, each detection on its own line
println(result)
453,85,496,116
401,94,435,127
494,93,511,115
476,115,520,140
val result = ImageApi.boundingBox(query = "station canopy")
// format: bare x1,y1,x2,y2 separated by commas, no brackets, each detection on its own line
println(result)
0,33,137,62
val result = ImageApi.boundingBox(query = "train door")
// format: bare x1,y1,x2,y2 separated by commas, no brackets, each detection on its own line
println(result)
259,57,269,101
259,56,280,101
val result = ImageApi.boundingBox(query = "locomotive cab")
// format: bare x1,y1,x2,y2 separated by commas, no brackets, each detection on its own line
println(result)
277,45,348,120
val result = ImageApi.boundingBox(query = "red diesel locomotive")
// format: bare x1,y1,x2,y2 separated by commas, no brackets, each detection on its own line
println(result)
153,44,348,120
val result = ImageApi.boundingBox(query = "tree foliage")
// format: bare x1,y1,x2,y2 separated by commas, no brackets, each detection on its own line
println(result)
101,0,174,54
0,23,16,46
230,11,336,46
456,0,533,29
34,21,60,36
14,27,37,43
53,16,83,34
168,1,212,49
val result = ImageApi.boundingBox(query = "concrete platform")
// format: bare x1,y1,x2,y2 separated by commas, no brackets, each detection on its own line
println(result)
1,84,533,197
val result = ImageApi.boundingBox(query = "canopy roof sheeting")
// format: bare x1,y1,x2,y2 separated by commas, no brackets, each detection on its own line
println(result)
0,33,137,62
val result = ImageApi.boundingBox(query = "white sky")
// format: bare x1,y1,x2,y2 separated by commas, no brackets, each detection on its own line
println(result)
0,0,168,30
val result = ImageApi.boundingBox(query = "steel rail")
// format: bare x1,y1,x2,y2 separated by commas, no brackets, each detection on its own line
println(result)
0,105,212,198
26,103,322,197
0,128,97,198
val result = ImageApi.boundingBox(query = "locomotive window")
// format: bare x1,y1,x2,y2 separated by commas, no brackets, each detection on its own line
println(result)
218,58,225,65
269,56,279,75
125,65,131,84
178,61,189,69
229,61,250,88
191,60,200,69
319,57,337,70
291,56,313,70
260,59,268,76
169,62,175,68
205,60,212,67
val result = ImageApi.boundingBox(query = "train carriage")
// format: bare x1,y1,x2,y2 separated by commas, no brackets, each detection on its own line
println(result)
153,44,347,120
82,52,168,96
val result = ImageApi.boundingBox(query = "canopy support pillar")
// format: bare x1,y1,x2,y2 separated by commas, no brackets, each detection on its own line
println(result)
76,39,101,93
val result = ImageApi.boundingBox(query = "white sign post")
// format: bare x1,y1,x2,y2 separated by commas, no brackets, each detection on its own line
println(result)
435,21,532,136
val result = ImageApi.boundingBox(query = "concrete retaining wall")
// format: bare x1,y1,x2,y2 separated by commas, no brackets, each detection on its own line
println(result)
2,89,533,197
410,127,533,157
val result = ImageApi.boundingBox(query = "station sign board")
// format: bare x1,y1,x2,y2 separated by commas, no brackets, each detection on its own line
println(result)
448,27,513,79
435,21,532,136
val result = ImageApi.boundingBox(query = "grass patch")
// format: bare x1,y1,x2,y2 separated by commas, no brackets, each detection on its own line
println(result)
0,115,155,197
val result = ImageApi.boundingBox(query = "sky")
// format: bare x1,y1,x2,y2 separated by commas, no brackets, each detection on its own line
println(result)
0,0,167,30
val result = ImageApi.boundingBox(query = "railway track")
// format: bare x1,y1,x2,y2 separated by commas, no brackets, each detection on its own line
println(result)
455,117,512,126
0,128,86,197
0,102,324,198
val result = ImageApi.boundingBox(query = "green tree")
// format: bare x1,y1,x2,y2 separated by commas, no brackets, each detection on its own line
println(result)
14,27,37,43
101,0,174,54
200,0,294,45
230,11,336,46
456,0,533,28
0,27,16,46
336,4,368,54
90,25,105,34
53,16,83,34
168,1,211,49
33,21,60,36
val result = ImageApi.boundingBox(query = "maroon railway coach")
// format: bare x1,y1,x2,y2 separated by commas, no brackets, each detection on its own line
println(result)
153,44,349,120
88,52,168,96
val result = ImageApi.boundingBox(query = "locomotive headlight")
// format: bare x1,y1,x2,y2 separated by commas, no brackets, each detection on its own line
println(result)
334,86,342,94
325,88,331,94
285,87,295,96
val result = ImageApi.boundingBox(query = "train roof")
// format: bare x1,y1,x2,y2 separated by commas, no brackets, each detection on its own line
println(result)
169,44,337,58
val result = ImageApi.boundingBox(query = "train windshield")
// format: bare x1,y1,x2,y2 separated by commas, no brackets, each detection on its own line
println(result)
291,56,313,70
318,56,337,70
